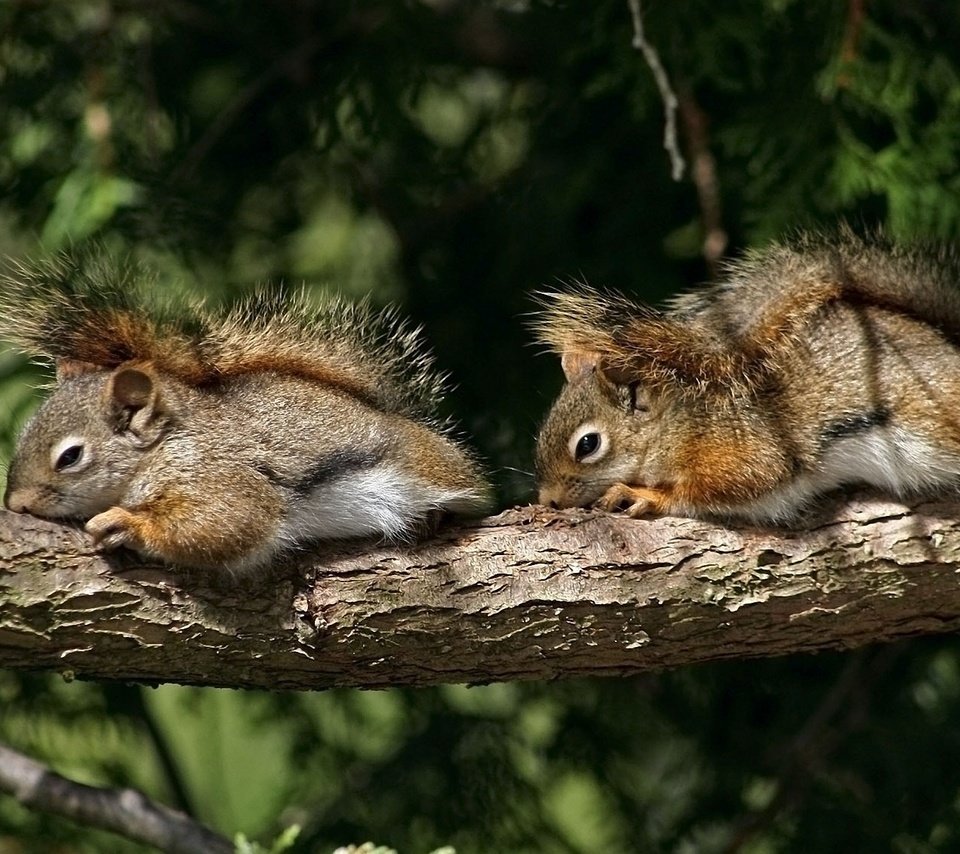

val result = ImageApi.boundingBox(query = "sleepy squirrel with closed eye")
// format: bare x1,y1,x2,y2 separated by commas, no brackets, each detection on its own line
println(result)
531,228,960,523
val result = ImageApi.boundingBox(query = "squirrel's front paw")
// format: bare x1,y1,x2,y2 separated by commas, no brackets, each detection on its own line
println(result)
595,483,667,518
86,507,145,552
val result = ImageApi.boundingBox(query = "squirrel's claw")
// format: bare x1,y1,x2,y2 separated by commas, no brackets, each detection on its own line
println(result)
595,483,667,518
86,507,144,552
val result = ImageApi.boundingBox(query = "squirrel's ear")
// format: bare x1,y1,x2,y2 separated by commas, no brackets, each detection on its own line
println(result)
561,349,631,407
561,350,602,382
56,358,101,382
106,365,167,442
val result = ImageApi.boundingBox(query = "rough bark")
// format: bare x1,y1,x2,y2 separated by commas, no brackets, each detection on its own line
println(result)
1,498,959,692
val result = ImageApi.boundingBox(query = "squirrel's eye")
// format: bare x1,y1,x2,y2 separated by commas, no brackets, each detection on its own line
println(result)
50,435,90,473
54,445,84,471
575,432,601,460
568,422,608,464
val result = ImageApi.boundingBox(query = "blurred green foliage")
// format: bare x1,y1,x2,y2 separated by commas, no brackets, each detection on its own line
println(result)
3,0,960,851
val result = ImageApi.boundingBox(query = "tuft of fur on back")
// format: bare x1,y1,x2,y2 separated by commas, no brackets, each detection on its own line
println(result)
530,285,750,394
0,248,451,425
533,229,960,398
208,290,451,425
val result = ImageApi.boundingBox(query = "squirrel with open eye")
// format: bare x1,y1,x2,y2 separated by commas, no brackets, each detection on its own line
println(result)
532,227,960,523
0,250,491,572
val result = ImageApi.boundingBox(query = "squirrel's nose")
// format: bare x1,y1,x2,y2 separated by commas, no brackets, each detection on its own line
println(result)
5,487,34,514
538,486,562,510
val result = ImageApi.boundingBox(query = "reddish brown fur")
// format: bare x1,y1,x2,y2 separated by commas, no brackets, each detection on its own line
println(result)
2,259,492,572
87,479,282,569
534,230,960,523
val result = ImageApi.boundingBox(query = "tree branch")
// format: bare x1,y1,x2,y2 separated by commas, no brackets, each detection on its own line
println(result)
2,497,960,691
0,742,232,854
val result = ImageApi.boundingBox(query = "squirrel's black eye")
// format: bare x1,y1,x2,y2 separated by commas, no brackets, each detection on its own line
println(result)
55,445,84,471
575,432,601,461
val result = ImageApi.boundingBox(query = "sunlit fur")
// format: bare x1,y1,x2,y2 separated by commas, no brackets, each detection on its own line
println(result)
533,229,960,522
1,250,491,572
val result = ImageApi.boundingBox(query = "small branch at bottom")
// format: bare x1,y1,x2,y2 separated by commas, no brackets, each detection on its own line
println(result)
0,742,233,854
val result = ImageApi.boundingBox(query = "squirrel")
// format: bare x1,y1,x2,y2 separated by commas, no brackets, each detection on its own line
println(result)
531,227,960,523
0,250,492,571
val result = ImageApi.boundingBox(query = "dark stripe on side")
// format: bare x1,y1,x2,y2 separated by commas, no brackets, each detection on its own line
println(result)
821,405,891,442
255,448,384,497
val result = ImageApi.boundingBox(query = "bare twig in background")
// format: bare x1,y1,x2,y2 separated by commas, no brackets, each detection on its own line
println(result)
169,10,387,184
0,742,233,854
124,685,196,817
626,0,685,181
168,33,327,184
678,86,728,276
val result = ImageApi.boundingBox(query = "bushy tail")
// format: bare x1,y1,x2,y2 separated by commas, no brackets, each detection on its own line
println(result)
0,247,450,424
531,285,750,394
705,226,960,350
209,290,449,423
0,250,212,383
533,229,960,396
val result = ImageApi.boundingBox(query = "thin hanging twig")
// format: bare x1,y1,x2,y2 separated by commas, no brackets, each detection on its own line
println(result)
626,0,685,181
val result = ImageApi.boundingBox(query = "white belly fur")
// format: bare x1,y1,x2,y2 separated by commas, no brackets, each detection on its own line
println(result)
730,426,960,523
226,462,480,572
283,461,480,544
